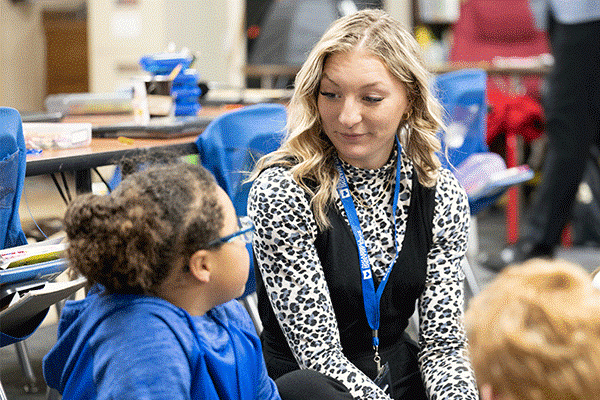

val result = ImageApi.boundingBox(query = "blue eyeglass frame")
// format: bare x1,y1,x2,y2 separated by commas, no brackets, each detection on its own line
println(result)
207,216,254,247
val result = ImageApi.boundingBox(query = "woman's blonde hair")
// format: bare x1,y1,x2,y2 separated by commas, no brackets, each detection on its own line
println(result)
251,9,444,229
465,259,600,399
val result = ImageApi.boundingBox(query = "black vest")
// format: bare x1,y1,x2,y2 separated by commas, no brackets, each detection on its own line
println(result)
256,172,435,384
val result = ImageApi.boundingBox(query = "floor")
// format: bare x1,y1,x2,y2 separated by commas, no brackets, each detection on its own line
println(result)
2,177,600,399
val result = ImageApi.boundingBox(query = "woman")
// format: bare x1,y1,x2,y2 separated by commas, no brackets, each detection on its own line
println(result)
248,9,478,400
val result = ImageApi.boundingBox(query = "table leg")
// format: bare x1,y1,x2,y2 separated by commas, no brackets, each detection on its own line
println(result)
75,170,92,194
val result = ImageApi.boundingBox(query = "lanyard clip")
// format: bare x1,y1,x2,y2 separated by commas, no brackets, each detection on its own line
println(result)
372,329,383,374
372,329,379,350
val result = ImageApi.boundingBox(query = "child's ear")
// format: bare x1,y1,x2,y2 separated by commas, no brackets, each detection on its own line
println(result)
479,384,498,400
188,250,211,283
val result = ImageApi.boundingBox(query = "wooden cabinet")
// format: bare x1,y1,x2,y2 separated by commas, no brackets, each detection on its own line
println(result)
43,8,89,95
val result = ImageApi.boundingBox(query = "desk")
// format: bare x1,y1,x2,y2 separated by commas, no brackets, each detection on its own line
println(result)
23,108,225,193
24,104,241,193
428,62,551,77
26,136,198,193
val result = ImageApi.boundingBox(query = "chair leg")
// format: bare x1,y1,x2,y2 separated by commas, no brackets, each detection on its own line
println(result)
240,292,263,335
463,215,482,297
14,340,39,393
0,380,8,400
506,133,520,244
462,258,481,297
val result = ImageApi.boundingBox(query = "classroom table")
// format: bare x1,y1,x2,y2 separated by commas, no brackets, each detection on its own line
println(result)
23,109,225,194
25,135,199,193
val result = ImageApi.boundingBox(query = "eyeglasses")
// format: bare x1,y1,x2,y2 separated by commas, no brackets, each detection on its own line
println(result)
207,216,254,247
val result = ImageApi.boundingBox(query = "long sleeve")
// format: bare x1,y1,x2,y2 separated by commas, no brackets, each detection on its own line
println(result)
418,168,479,399
249,166,393,399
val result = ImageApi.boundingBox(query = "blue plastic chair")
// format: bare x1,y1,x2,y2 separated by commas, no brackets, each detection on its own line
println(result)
196,103,287,331
0,108,28,251
433,69,506,215
0,107,39,395
434,70,488,169
433,70,533,295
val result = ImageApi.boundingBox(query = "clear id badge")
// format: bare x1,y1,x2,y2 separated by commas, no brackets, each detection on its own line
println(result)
374,360,393,397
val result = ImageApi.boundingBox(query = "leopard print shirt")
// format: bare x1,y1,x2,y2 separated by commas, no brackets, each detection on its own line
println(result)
248,148,479,400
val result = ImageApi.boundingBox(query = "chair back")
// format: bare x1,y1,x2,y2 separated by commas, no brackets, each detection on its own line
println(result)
0,107,28,250
434,69,512,215
0,107,33,347
196,103,287,297
434,69,535,215
433,69,489,169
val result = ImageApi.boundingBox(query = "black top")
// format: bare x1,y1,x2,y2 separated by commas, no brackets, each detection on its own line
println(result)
256,171,434,380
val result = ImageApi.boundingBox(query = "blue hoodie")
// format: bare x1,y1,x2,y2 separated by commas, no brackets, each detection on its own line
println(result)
43,290,280,400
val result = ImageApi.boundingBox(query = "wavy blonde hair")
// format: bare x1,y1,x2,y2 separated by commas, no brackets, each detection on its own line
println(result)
465,259,600,400
251,9,444,229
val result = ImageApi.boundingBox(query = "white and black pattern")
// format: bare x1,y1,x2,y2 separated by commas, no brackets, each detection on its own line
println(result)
248,148,478,399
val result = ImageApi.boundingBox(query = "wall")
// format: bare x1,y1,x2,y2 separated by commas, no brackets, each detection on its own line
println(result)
386,0,412,28
0,1,46,112
87,0,246,93
0,0,84,112
0,0,411,112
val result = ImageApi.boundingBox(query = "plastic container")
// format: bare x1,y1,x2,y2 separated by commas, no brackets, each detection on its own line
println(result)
174,103,200,117
172,86,201,103
22,122,92,150
139,52,193,75
45,92,133,115
172,69,199,85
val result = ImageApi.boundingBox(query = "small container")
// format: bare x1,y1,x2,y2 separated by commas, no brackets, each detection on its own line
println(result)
22,122,92,150
144,76,174,117
139,53,193,75
144,75,173,96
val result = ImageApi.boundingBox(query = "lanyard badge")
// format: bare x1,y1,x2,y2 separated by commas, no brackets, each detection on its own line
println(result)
336,139,402,385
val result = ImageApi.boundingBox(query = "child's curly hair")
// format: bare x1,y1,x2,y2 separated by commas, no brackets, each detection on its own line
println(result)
64,157,223,295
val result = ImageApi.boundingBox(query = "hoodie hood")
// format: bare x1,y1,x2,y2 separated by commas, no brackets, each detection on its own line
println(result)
42,289,185,394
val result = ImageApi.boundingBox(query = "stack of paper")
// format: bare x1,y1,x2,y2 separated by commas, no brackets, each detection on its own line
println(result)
1,239,67,270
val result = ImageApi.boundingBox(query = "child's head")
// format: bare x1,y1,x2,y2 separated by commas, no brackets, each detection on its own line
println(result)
465,258,600,400
64,158,250,308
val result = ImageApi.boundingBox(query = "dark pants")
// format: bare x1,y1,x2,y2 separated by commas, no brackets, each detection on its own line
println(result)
275,370,354,400
265,334,427,400
522,15,600,250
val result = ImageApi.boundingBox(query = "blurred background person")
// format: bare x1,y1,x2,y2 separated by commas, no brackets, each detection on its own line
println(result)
487,0,600,271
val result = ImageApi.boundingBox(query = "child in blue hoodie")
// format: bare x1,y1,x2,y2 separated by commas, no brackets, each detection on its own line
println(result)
42,159,280,400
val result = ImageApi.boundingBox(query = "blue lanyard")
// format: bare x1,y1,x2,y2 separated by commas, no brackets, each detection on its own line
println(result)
335,140,402,350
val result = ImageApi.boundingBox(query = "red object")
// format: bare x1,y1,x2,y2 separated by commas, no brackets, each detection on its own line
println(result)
487,88,545,146
487,87,544,243
561,223,573,248
449,0,550,244
450,0,549,61
449,0,550,99
247,25,261,40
